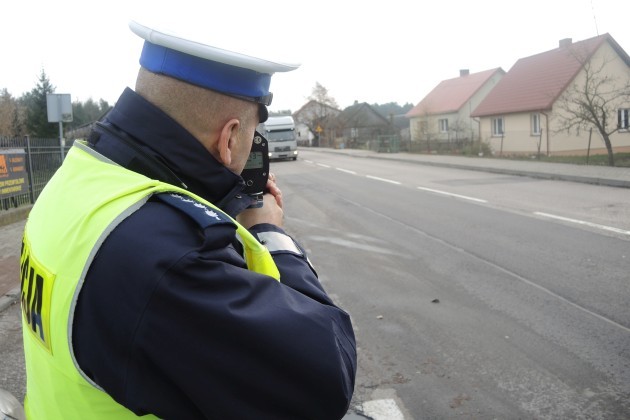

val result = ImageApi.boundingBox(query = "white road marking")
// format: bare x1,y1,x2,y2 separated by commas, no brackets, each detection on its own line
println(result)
336,167,357,174
317,163,331,168
366,175,401,185
534,212,630,236
417,186,487,203
336,192,630,334
304,159,314,164
361,399,405,420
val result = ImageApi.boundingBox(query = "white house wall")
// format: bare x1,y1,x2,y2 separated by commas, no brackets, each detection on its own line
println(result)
549,42,630,155
409,71,504,143
481,113,545,155
295,122,315,145
481,42,630,155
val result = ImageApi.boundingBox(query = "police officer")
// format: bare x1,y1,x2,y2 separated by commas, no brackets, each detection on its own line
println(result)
20,20,356,419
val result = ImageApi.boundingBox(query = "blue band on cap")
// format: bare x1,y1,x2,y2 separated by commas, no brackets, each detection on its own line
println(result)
139,41,272,100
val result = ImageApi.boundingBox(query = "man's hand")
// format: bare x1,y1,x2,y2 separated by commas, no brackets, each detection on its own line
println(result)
237,173,283,229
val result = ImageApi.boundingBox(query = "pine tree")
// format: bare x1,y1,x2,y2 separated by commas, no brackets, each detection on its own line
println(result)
10,104,24,137
24,69,58,138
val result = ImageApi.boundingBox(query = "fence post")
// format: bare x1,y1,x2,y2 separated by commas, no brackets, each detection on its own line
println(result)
25,136,36,204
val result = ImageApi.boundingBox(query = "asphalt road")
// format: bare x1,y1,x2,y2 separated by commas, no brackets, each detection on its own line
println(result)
0,300,24,407
273,149,630,419
2,149,628,419
0,219,25,407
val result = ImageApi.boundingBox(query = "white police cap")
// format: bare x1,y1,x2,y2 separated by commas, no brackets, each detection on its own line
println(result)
129,20,300,121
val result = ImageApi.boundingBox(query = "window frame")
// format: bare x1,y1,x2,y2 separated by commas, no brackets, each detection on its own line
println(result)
531,113,541,136
618,108,630,131
438,118,449,133
492,117,504,137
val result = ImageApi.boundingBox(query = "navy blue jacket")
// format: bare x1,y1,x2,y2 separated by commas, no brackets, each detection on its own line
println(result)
72,88,356,419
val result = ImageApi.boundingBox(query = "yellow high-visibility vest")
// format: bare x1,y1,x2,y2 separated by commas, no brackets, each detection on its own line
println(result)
21,141,279,419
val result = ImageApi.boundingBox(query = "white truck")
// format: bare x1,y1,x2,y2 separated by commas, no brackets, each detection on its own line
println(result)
257,115,298,161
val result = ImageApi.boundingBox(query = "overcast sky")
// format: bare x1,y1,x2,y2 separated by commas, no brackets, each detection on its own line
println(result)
2,0,627,113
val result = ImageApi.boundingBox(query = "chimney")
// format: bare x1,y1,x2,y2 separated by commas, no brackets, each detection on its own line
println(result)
559,38,572,48
460,69,470,77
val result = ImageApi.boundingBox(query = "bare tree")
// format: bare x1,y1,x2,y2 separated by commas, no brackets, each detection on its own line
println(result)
308,82,338,109
296,83,340,147
413,111,438,153
0,89,16,135
554,52,630,166
449,118,469,152
0,89,26,137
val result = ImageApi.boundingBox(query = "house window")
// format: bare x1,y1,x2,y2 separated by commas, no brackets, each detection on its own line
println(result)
438,119,449,133
492,117,504,137
531,113,541,135
619,109,630,130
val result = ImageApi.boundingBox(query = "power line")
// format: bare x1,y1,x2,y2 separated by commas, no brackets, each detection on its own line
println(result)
590,0,600,36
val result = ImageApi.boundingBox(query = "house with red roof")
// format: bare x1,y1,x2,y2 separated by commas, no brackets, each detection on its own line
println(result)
405,68,505,146
471,34,630,156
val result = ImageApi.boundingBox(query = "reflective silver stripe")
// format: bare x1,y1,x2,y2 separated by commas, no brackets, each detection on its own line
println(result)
256,231,302,255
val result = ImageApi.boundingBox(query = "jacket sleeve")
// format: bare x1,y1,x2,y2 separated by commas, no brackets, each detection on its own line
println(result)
248,223,330,302
73,201,357,420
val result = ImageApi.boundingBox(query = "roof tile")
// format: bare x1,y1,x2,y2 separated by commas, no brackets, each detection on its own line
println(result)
471,34,610,117
406,68,503,117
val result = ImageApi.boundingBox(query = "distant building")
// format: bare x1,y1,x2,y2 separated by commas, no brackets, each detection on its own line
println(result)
406,68,505,148
293,100,340,147
332,102,394,149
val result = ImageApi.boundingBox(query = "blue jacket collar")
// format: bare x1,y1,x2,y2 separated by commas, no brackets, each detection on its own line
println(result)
102,88,251,216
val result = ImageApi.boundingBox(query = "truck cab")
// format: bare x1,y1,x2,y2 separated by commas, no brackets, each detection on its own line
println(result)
257,116,298,161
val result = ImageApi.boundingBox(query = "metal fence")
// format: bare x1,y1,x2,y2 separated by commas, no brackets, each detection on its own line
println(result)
0,136,71,211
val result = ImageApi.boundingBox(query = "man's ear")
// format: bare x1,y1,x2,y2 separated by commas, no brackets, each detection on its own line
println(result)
217,118,241,166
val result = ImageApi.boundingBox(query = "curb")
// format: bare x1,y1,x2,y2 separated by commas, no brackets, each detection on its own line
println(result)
319,150,630,189
0,206,31,228
0,287,20,313
371,157,630,188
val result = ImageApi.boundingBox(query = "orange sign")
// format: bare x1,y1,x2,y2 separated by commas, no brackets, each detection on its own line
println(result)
0,155,7,178
0,150,27,198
